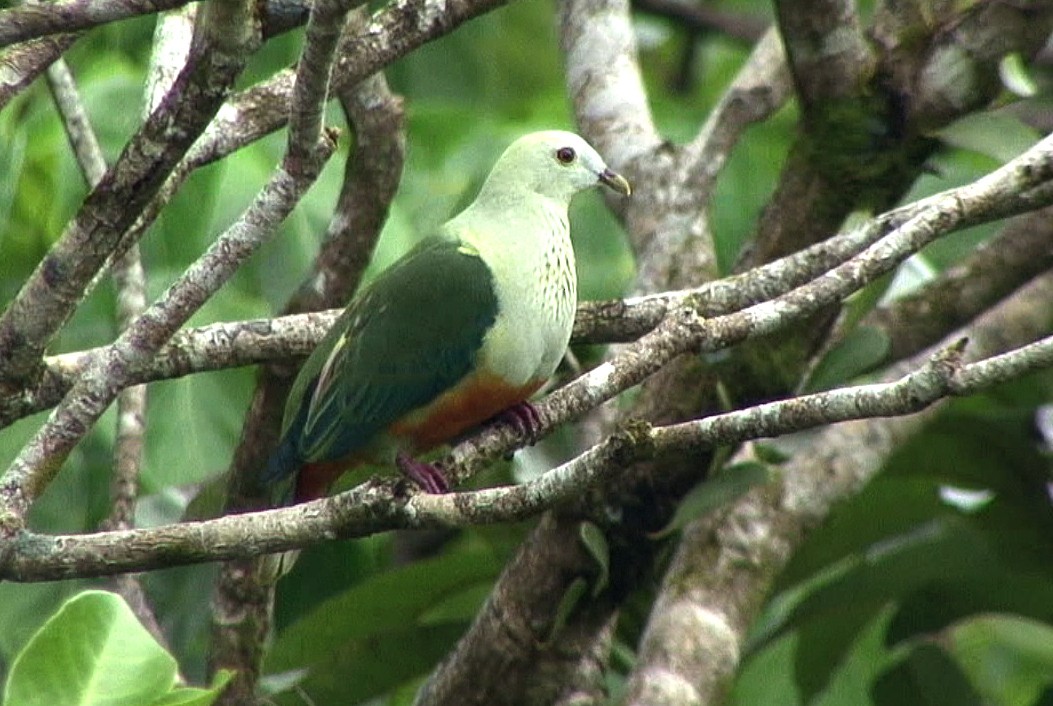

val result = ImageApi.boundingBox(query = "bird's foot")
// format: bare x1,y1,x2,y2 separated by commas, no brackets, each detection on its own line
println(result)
396,452,450,494
495,401,544,442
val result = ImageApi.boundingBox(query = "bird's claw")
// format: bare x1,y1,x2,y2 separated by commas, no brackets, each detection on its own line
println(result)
496,401,544,442
396,452,450,494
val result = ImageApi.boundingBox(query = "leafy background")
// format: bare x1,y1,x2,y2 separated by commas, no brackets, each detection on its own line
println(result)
1,1,1052,704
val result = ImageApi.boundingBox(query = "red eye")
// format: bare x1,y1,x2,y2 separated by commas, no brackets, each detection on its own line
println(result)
556,147,576,164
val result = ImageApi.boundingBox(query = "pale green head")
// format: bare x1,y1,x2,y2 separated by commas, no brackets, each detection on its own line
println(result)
480,130,631,204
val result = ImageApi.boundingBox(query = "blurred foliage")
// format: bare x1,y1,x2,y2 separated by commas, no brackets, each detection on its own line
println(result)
2,0,1053,703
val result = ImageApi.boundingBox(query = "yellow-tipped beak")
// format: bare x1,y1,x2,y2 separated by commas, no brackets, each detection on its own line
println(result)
599,168,632,196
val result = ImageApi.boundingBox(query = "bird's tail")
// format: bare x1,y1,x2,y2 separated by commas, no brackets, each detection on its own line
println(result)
262,435,302,490
259,438,303,583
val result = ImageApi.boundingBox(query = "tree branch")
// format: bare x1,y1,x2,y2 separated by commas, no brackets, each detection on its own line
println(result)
865,206,1053,364
0,1,256,388
0,0,193,48
0,33,79,110
208,12,405,698
7,152,1053,429
7,328,1053,583
0,132,336,523
559,0,659,171
621,270,1053,706
286,0,362,162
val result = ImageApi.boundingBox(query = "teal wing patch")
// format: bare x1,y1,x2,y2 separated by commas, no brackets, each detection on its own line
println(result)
268,237,498,479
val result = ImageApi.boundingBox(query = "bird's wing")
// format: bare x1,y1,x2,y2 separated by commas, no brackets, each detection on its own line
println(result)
274,236,499,476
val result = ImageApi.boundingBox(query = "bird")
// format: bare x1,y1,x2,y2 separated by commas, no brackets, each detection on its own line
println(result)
263,130,631,504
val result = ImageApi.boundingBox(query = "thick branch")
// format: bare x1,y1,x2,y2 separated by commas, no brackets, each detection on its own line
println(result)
774,0,873,110
560,0,659,170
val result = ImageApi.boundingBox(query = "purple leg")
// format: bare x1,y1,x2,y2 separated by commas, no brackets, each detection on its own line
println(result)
396,452,450,494
495,400,544,440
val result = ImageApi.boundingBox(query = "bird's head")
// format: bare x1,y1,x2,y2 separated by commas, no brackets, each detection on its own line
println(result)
484,130,631,204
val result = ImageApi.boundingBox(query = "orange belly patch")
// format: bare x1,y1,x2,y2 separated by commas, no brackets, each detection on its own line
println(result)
390,371,544,451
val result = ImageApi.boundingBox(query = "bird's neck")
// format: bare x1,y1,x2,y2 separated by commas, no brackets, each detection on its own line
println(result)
447,187,574,312
450,188,570,256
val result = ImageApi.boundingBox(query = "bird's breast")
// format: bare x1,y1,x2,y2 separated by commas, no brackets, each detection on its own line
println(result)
474,212,576,388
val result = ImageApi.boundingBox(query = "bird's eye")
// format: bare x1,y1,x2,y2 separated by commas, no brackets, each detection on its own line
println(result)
555,147,576,164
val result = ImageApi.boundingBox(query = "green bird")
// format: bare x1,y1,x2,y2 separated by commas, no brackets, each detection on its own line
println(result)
264,130,631,502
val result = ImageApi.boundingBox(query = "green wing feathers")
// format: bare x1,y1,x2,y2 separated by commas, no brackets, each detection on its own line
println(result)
264,237,499,486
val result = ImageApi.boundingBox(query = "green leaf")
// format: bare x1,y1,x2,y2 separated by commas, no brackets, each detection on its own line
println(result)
805,325,891,392
547,578,589,646
949,614,1053,706
267,549,500,671
265,547,504,704
418,582,493,625
148,671,232,706
4,590,177,706
936,112,1040,163
873,643,983,706
653,462,772,538
999,53,1038,98
752,443,791,465
579,521,610,596
268,624,464,705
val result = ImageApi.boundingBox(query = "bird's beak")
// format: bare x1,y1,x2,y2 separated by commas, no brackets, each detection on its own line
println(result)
598,168,632,196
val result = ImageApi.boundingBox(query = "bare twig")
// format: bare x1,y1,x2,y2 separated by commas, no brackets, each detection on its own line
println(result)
287,0,363,161
865,206,1053,364
681,27,790,200
0,197,908,426
46,59,106,184
46,42,169,654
